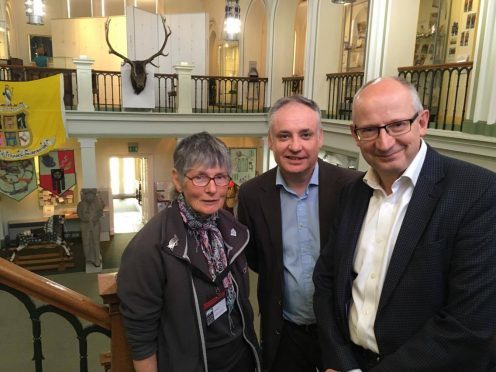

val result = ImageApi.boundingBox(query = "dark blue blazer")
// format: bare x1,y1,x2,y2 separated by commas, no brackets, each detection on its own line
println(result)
314,146,496,371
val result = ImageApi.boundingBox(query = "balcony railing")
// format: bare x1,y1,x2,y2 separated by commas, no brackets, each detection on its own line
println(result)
92,70,122,112
0,65,77,109
1,62,473,131
155,73,178,112
191,75,268,113
326,72,364,120
282,76,304,97
92,71,178,112
398,62,473,131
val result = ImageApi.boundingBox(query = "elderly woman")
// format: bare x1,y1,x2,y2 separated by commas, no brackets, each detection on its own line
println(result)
117,132,260,372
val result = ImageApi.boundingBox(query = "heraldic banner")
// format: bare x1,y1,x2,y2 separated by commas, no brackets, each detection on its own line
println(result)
0,74,66,161
39,150,76,196
0,158,38,201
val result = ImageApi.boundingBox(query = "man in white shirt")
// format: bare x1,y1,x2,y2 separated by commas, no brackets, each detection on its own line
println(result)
313,76,496,371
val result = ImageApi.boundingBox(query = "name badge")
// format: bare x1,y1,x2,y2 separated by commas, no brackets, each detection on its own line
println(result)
203,290,227,326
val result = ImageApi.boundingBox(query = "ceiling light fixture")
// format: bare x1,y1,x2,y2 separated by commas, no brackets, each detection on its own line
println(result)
224,0,241,41
25,0,46,25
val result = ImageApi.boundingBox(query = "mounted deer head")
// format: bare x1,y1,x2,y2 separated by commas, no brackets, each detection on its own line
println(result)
105,16,171,94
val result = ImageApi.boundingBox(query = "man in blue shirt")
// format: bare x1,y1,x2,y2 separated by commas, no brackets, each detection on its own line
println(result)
238,95,360,371
33,49,48,67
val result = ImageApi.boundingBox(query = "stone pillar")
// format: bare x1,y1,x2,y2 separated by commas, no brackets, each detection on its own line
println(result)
78,138,98,188
363,0,419,81
261,136,271,173
303,0,320,98
173,63,195,114
73,56,95,112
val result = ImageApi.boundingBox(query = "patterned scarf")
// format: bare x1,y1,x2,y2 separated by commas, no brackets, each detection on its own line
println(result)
177,193,236,330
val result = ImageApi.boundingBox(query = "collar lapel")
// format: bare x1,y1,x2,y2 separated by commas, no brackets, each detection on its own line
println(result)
378,148,445,312
260,168,284,256
338,182,372,313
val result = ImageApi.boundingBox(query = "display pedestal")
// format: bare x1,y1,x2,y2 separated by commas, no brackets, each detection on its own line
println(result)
10,243,74,272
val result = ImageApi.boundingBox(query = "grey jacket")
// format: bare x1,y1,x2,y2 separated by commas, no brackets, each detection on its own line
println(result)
117,201,261,371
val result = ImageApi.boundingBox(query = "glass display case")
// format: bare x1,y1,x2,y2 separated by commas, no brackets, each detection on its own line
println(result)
341,0,369,73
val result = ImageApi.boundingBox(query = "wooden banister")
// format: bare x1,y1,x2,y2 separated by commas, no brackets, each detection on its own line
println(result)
397,61,473,72
98,272,135,372
0,257,110,329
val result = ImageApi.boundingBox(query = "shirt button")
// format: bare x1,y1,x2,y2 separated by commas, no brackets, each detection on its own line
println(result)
370,273,376,279
275,329,281,335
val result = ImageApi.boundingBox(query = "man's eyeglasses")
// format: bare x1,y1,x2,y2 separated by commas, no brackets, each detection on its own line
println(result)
184,174,231,187
353,112,420,141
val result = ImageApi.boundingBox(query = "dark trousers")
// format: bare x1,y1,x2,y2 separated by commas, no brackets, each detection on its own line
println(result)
351,343,381,371
269,319,322,372
231,344,256,372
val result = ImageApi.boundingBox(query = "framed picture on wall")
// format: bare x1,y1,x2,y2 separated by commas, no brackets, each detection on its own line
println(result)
229,148,256,185
29,35,53,61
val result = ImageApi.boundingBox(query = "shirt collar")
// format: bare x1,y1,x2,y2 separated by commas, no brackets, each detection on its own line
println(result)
276,161,320,191
363,139,428,190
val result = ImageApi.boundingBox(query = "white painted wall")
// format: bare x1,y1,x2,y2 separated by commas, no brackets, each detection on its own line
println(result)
52,16,127,69
312,1,345,109
127,7,208,75
382,0,420,76
270,0,299,101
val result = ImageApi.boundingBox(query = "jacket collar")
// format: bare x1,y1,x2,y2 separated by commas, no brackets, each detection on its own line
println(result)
159,201,249,275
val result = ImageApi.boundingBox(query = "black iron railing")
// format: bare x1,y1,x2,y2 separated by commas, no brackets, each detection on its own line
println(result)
92,70,122,112
0,65,77,109
326,72,364,120
0,283,110,372
282,76,304,97
155,73,178,112
191,75,268,113
398,62,473,131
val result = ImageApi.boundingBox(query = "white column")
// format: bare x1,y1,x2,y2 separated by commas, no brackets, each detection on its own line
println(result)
78,138,98,188
303,0,320,98
363,0,419,81
363,0,389,81
0,0,7,60
468,0,496,127
73,56,95,111
261,136,271,173
173,63,195,114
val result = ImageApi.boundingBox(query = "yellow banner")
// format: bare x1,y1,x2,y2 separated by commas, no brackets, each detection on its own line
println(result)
0,74,66,160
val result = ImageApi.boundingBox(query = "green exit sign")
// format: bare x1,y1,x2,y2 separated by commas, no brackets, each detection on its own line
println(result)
128,142,138,153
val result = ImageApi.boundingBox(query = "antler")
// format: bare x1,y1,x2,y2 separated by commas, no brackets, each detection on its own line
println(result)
105,18,133,67
142,16,172,67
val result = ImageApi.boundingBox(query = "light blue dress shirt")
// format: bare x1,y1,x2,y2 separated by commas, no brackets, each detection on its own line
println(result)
277,163,320,325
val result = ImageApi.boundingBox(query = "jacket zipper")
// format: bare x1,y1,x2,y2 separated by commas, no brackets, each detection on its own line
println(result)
232,276,262,371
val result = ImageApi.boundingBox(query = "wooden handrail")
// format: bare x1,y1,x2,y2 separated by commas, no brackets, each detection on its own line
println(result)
398,61,473,72
326,71,364,78
0,257,110,329
99,272,135,372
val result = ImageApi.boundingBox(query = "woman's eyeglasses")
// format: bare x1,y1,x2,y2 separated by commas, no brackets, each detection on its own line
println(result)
185,174,231,187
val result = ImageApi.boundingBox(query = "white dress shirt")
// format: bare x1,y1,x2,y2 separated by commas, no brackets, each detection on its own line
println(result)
349,140,427,354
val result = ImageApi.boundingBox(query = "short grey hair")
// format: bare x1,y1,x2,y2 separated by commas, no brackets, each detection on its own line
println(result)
268,95,322,134
170,132,232,200
352,76,424,121
173,131,232,176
